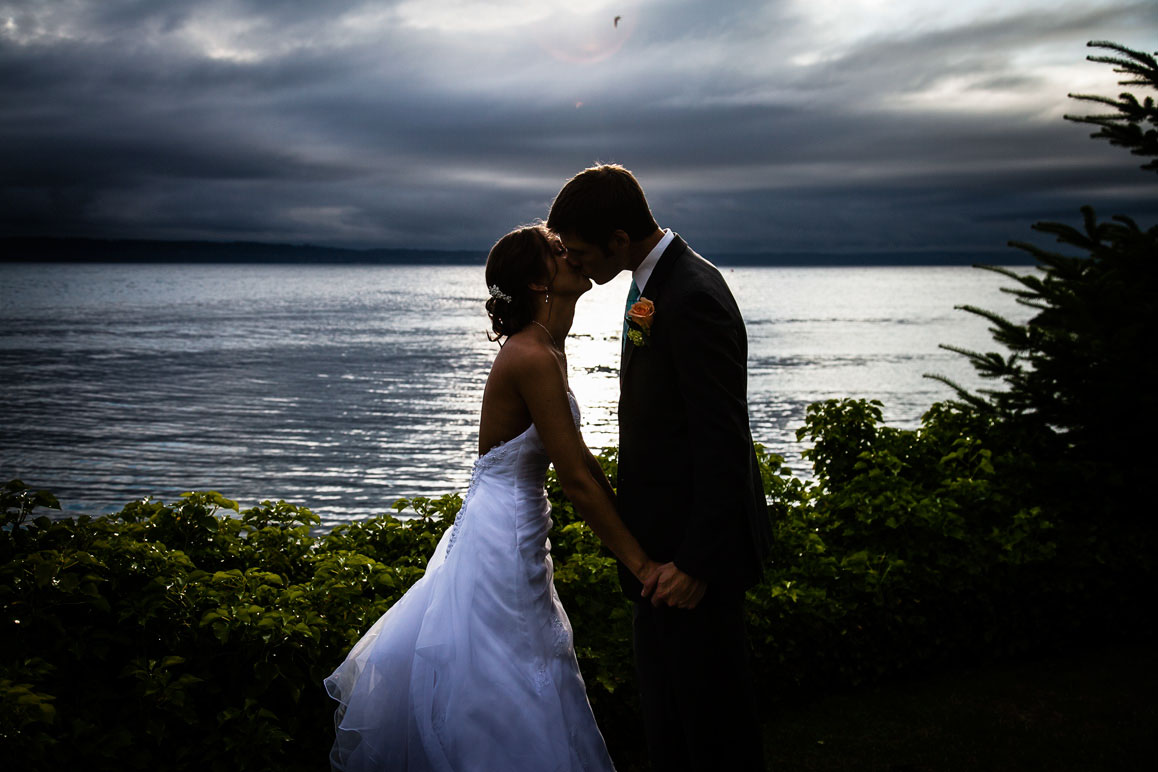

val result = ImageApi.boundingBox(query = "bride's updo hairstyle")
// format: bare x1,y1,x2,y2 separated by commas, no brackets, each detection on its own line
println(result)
485,224,555,343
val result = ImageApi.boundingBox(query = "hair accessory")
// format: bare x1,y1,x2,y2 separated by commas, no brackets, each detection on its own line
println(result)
488,284,513,303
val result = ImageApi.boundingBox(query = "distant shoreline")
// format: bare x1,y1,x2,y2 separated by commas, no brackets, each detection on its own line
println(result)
1,236,1035,266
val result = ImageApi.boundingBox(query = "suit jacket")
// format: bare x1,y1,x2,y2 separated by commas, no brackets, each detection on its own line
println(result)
617,235,773,599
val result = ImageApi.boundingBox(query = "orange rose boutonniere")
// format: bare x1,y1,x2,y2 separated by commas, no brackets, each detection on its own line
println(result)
626,297,655,347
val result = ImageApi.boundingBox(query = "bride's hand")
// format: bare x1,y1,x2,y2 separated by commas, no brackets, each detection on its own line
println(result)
637,558,662,599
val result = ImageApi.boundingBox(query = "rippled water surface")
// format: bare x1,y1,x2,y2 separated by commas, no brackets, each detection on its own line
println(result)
1,262,1032,526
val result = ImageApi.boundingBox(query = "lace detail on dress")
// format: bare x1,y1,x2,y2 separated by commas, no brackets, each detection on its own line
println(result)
444,492,468,556
567,390,580,427
551,613,571,656
446,431,527,557
534,661,550,693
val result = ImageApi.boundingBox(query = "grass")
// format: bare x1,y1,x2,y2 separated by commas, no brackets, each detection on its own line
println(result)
761,643,1156,771
616,642,1156,771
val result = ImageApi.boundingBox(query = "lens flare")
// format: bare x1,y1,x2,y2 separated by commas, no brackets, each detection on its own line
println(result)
534,8,638,65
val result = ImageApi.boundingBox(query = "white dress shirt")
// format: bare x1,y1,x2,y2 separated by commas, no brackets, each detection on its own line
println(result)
632,228,674,295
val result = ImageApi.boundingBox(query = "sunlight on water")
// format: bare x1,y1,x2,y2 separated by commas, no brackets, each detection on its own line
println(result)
0,262,1033,526
567,272,635,451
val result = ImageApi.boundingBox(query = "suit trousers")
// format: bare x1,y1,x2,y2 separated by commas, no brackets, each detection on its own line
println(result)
632,591,765,771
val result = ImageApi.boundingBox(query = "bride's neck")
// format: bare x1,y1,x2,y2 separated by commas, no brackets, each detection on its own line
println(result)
532,300,575,350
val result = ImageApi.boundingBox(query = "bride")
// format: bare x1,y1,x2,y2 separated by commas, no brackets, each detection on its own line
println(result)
325,224,658,771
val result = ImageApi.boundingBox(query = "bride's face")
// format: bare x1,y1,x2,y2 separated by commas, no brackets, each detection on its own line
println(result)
546,234,592,297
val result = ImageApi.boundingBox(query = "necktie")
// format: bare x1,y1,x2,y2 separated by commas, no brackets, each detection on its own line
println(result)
622,279,640,357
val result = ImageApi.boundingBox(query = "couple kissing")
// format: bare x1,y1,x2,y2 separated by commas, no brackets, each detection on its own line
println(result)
326,164,772,772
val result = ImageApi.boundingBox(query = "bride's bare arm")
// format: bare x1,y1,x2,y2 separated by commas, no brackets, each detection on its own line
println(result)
512,345,654,584
583,450,617,505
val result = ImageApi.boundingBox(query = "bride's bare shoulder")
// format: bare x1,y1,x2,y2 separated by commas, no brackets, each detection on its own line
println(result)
493,330,557,375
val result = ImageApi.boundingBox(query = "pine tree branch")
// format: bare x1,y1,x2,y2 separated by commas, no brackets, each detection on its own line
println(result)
1066,93,1131,111
974,264,1027,282
1014,297,1050,311
1085,40,1158,75
998,286,1041,301
1068,43,1158,171
1110,214,1142,232
974,263,1046,300
921,372,991,409
954,304,1022,333
937,343,1023,378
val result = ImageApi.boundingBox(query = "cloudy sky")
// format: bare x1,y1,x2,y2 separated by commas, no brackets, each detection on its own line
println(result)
1,0,1155,254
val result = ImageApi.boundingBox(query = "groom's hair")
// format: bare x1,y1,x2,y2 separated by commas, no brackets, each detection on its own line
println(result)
547,164,659,248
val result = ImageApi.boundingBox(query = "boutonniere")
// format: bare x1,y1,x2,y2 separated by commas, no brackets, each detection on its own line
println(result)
625,297,655,347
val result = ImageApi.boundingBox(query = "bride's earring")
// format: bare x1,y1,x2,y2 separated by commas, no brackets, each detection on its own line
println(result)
545,289,550,304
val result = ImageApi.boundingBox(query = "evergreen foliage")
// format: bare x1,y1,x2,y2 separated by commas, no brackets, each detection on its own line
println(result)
1066,41,1158,170
926,40,1158,519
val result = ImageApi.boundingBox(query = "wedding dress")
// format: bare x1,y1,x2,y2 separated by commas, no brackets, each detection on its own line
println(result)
324,392,616,771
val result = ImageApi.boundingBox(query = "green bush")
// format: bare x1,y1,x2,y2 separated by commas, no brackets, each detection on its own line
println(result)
751,400,1054,692
0,483,455,771
5,400,1148,770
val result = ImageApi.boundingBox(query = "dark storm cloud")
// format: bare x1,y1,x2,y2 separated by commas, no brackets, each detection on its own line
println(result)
1,0,1155,252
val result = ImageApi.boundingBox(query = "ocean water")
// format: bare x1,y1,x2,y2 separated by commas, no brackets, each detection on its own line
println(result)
0,261,1033,527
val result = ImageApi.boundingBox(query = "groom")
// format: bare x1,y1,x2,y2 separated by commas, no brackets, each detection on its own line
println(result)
549,164,772,770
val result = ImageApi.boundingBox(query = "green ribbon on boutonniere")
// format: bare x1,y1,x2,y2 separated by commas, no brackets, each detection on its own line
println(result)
625,296,655,348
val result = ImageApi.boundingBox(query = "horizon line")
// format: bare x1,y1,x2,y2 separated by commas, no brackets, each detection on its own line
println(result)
1,235,1032,265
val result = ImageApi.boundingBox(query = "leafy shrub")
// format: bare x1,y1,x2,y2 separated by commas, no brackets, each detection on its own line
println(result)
0,484,454,771
750,400,1053,692
6,400,1148,770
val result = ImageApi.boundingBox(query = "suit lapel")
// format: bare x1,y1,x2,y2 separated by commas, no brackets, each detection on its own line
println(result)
621,316,637,377
621,235,687,380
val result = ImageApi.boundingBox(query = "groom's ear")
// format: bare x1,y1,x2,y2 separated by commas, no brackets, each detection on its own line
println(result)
606,229,630,256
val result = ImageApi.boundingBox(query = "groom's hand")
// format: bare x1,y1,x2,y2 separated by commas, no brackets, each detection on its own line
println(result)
649,562,707,609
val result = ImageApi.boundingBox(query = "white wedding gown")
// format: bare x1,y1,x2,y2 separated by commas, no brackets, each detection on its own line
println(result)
325,392,616,771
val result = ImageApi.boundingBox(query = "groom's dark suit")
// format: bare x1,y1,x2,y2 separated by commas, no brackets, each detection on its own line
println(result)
617,235,772,770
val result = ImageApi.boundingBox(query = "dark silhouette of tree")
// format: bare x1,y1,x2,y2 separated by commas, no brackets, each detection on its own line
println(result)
927,41,1158,519
1067,41,1158,171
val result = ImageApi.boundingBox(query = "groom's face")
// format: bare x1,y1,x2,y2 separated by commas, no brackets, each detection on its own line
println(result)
558,232,625,286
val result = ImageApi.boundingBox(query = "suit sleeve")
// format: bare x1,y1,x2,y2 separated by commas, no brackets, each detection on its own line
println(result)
664,287,754,584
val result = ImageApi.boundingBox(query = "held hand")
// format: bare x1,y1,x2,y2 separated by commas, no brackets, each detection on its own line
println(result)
649,562,707,609
638,559,662,600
